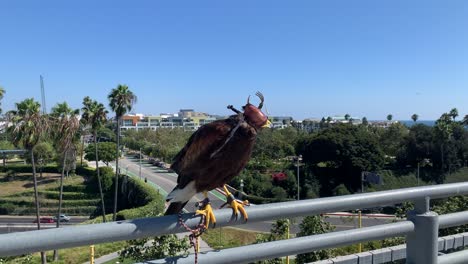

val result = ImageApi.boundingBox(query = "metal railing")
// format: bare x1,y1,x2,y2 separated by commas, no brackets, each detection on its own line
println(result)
2,182,468,263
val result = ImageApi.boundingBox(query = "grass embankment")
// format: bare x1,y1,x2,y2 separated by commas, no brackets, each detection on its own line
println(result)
0,171,99,216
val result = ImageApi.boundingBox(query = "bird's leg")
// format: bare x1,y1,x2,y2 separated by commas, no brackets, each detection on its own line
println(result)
195,191,216,228
221,185,250,221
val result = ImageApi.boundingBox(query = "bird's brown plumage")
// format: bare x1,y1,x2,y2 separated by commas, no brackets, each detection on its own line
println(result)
164,114,258,215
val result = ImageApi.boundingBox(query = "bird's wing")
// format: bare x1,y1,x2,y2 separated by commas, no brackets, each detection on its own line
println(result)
170,119,234,188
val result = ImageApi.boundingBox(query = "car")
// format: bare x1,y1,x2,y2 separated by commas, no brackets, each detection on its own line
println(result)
33,217,54,223
52,214,71,222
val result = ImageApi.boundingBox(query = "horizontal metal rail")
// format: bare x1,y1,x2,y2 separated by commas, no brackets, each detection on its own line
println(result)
438,250,468,264
147,211,468,264
142,221,415,264
309,232,468,264
2,182,468,257
439,210,468,228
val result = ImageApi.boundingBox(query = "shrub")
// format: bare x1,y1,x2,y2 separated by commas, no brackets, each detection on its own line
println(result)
4,170,16,181
75,166,95,178
0,165,59,173
0,203,16,214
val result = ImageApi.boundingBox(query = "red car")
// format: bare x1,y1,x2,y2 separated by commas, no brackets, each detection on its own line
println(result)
33,217,54,223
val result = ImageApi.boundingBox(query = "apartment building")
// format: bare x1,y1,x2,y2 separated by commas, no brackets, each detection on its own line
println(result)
121,111,218,131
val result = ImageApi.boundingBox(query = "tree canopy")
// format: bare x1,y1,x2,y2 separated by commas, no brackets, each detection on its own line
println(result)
85,142,118,166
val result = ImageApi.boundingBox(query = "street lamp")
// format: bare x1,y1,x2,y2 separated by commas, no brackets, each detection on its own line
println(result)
294,155,303,200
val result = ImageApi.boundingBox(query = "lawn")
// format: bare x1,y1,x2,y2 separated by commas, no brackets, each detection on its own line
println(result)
201,227,260,250
0,172,83,197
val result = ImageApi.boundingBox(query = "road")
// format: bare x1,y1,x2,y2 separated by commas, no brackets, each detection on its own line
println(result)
118,156,398,233
0,216,89,234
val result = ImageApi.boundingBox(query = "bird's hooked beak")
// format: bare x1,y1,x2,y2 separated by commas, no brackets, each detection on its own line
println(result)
262,119,272,128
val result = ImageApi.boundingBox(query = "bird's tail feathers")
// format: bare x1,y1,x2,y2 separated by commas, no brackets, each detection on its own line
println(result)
165,201,188,215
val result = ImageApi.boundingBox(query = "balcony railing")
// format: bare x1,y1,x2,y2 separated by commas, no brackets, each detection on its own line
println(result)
2,182,468,263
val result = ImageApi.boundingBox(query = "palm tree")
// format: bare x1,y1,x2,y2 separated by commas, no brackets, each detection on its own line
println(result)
50,102,80,261
449,108,458,121
462,115,468,126
411,114,419,123
81,96,108,222
108,85,137,220
0,86,5,114
9,98,48,264
362,117,368,126
387,114,393,122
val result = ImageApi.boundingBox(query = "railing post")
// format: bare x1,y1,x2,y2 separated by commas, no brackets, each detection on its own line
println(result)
406,197,439,264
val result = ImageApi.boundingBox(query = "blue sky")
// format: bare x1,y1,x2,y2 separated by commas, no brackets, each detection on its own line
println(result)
1,1,467,120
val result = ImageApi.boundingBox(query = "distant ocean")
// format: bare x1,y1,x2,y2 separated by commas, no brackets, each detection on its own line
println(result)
399,120,436,127
369,120,436,127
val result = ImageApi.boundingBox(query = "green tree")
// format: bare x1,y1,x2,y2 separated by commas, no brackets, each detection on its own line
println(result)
396,124,433,178
108,84,137,221
9,98,48,264
300,124,385,194
379,123,408,157
433,113,455,182
296,216,334,263
0,140,14,167
252,127,298,160
50,101,80,261
119,235,190,262
449,108,458,121
361,117,368,126
411,114,418,123
462,115,468,126
254,219,290,264
31,141,55,179
97,126,116,142
344,114,350,121
387,114,393,121
81,96,109,222
85,142,117,166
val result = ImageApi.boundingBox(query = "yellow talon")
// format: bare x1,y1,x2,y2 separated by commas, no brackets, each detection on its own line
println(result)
195,202,216,228
223,185,249,221
195,192,216,228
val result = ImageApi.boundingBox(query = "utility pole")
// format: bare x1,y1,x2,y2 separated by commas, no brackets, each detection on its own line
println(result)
139,147,142,180
40,75,47,114
417,162,420,186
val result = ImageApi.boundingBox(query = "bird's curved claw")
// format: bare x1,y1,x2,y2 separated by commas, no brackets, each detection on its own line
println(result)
195,198,216,228
222,194,250,222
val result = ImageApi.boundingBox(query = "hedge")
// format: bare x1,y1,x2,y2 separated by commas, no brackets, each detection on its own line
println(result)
38,191,98,200
0,165,59,173
0,198,100,207
113,176,165,220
